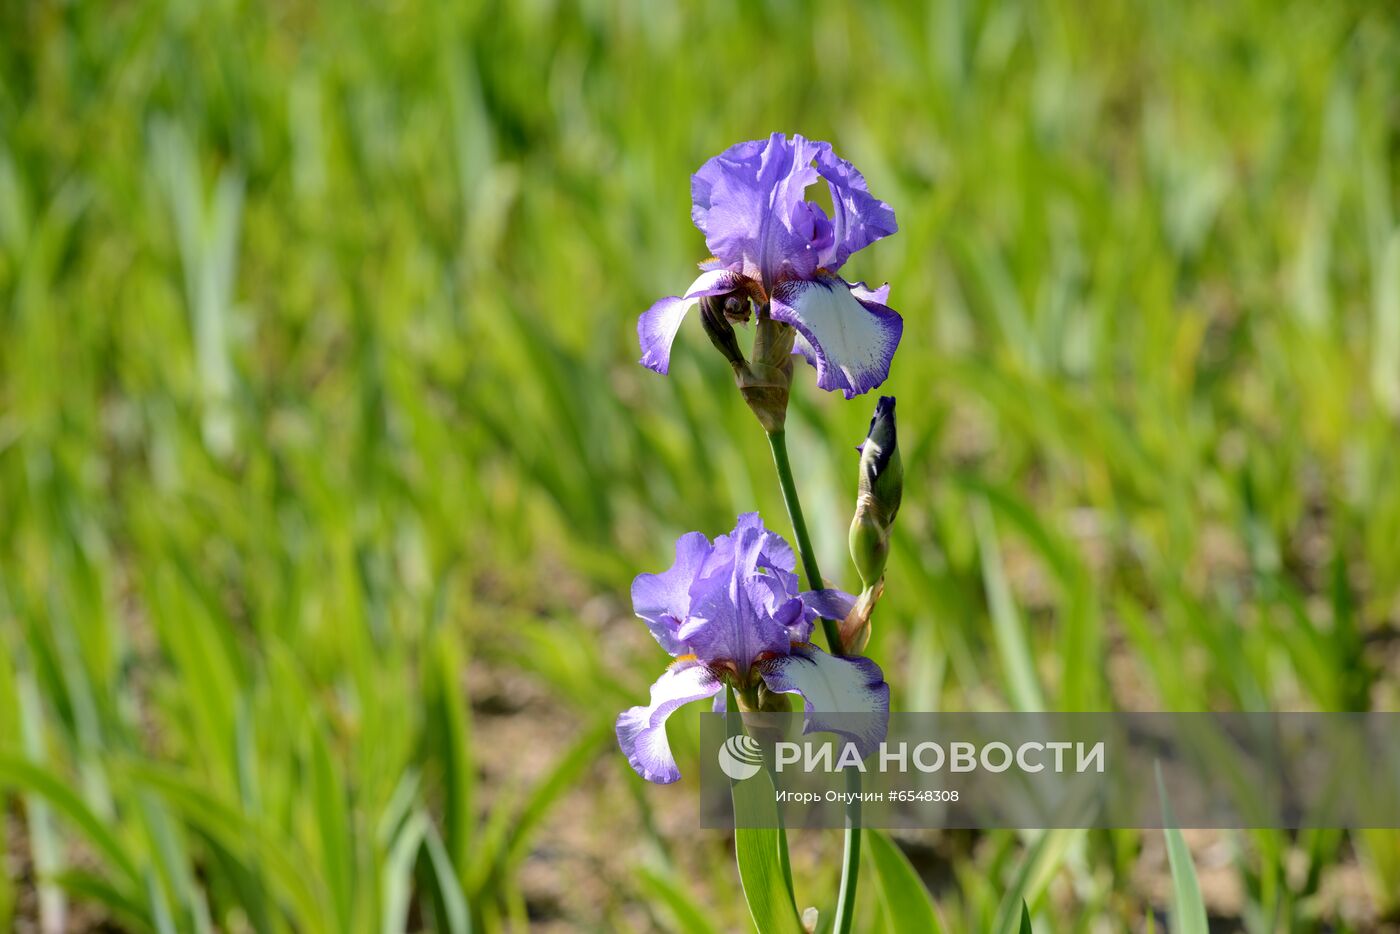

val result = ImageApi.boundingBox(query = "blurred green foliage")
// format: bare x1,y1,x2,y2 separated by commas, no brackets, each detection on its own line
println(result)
1,0,1398,929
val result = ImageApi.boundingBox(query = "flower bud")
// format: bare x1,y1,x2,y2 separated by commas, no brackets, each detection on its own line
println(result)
699,293,747,367
848,396,901,588
841,396,900,653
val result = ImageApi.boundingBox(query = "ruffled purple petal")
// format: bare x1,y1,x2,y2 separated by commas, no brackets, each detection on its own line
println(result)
631,531,714,655
697,514,803,634
691,133,831,289
693,512,796,598
638,269,744,374
679,517,793,671
758,644,890,758
734,511,797,572
770,275,902,399
616,660,724,784
814,148,898,271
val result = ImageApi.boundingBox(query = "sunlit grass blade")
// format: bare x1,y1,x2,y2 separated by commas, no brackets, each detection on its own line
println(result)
48,870,152,933
420,821,472,934
1371,230,1400,414
424,629,474,883
13,667,69,933
990,831,1078,934
119,762,329,932
309,721,353,932
1157,764,1208,934
466,719,610,900
381,811,427,934
634,865,720,934
0,756,142,890
972,498,1045,712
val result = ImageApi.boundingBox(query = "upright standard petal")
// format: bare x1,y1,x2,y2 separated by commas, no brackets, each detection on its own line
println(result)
693,512,797,603
758,643,890,757
771,275,902,399
691,133,830,289
814,148,898,272
638,269,744,374
616,659,724,784
631,531,713,655
679,517,792,671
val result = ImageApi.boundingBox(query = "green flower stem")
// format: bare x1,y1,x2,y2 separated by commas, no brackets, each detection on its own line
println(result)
764,428,860,932
765,430,844,655
832,768,862,934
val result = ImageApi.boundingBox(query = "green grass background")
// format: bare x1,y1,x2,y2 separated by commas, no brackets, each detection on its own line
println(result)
2,0,1398,929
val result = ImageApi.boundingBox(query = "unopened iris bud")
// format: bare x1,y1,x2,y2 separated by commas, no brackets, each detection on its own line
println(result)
699,293,748,367
849,396,901,587
842,396,901,653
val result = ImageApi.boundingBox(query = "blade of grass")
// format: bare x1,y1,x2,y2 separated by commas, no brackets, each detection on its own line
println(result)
634,865,721,934
972,498,1046,711
1157,763,1208,934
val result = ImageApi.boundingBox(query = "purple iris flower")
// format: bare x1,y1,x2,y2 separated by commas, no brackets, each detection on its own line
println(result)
638,133,901,399
617,513,890,784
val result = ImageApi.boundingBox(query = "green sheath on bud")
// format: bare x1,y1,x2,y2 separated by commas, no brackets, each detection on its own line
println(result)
699,294,795,434
735,305,795,434
843,395,901,652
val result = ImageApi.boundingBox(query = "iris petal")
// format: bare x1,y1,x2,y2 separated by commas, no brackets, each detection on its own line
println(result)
770,275,902,399
801,588,857,622
758,644,890,757
691,133,829,288
631,531,713,655
814,148,899,271
637,269,744,374
615,660,724,784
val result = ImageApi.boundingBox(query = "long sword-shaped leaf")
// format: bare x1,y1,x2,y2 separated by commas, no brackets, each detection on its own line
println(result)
726,684,802,934
865,830,945,934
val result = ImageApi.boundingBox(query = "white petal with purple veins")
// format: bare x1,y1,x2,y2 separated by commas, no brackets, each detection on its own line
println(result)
758,644,890,757
770,275,902,399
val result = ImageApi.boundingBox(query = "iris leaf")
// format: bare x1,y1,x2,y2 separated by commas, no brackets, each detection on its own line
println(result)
864,829,945,933
727,684,803,934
